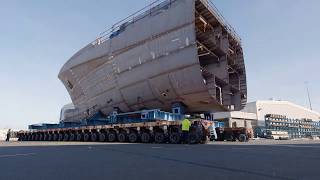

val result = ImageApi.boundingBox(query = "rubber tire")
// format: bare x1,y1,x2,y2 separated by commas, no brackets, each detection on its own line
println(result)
189,132,199,144
83,133,90,142
69,134,75,141
18,135,22,141
118,132,127,142
154,133,165,143
30,134,34,141
30,134,33,141
58,134,64,141
43,134,48,141
18,135,23,141
53,134,59,141
99,133,106,142
26,135,29,141
91,133,98,142
21,135,25,141
141,133,151,143
39,134,43,141
34,134,39,141
76,134,82,141
128,132,138,143
169,132,180,144
48,134,53,141
239,134,247,142
63,134,69,141
108,132,117,142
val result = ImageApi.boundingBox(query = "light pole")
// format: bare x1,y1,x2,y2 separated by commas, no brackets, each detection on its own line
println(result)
305,81,313,110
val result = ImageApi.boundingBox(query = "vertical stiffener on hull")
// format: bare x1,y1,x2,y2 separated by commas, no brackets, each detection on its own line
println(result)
58,0,247,122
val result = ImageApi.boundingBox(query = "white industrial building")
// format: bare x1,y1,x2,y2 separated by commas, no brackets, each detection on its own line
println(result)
241,100,320,127
212,100,320,128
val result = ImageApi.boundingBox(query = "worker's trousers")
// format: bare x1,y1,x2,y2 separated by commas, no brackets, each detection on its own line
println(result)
182,130,189,144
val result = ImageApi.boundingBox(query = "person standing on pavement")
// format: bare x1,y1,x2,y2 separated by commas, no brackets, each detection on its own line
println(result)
181,118,191,144
6,129,11,142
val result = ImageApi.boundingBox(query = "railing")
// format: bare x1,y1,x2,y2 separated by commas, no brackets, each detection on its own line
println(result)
89,0,241,46
90,0,177,46
200,0,241,43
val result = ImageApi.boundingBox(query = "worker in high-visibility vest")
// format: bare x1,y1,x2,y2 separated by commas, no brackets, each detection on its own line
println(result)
181,118,191,144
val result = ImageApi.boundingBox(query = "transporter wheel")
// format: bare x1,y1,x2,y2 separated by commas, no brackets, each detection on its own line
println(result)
18,135,23,141
91,133,98,142
28,134,32,141
108,131,117,142
154,133,165,144
18,135,22,141
33,134,38,141
69,134,75,141
35,134,40,141
98,133,106,142
47,134,52,141
32,134,36,141
22,135,27,141
238,134,247,142
128,132,138,143
38,134,43,141
48,134,53,141
58,133,64,141
141,133,151,143
83,133,90,142
18,134,24,141
53,134,59,141
40,134,44,141
30,134,35,141
31,134,35,141
169,132,180,144
43,134,48,141
118,132,127,142
63,134,69,141
189,132,200,144
76,133,82,141
33,134,39,141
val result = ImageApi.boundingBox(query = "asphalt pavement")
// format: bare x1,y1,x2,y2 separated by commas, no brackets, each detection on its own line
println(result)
0,140,319,180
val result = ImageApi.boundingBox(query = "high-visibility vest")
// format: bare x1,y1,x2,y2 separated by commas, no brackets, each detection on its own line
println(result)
182,119,191,131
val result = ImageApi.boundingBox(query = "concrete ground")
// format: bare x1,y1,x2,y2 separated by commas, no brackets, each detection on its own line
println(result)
0,140,319,180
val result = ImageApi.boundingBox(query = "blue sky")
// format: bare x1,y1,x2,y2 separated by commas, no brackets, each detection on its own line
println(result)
0,0,319,129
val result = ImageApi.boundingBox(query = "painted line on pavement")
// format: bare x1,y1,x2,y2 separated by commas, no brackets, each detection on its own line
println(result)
0,153,36,158
268,144,320,148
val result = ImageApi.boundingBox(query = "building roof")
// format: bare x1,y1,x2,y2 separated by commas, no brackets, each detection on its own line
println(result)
243,100,320,121
249,100,320,116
